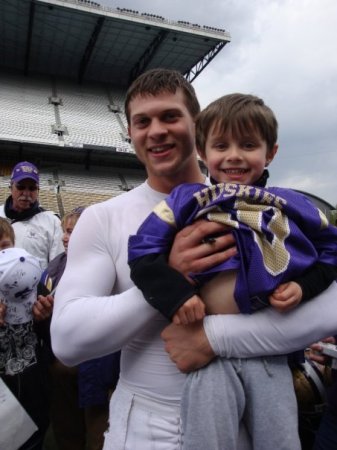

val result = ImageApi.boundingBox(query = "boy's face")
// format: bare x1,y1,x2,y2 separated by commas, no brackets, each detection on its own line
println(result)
128,89,197,192
0,235,14,250
202,125,278,185
62,217,78,254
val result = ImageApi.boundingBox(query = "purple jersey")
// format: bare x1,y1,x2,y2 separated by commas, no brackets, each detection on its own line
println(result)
129,183,337,313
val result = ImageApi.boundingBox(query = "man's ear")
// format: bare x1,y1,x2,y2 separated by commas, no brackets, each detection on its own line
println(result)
266,144,278,166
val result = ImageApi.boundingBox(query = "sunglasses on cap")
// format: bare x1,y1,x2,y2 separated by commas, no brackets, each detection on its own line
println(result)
14,184,39,191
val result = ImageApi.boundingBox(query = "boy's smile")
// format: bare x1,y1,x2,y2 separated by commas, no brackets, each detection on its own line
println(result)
202,128,278,185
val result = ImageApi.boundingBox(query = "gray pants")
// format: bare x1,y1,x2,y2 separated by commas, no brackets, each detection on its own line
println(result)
181,355,301,450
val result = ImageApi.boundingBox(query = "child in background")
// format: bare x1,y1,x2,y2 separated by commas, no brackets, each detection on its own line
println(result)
128,94,337,449
0,217,53,450
41,208,119,450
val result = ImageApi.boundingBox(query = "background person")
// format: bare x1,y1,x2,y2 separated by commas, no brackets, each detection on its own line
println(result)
51,68,337,450
0,161,63,270
0,217,53,450
309,336,337,450
42,207,119,450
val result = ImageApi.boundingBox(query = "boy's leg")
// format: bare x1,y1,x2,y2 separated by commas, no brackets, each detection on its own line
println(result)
181,357,246,450
242,355,301,450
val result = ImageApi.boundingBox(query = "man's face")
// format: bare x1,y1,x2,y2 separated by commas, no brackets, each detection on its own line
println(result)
10,179,39,212
128,89,197,192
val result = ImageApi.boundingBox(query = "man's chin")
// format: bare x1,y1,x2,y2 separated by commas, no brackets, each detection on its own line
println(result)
18,202,32,210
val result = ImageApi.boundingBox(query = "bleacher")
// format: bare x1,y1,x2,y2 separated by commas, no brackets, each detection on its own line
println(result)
0,68,148,214
0,70,133,153
0,72,59,145
58,80,130,149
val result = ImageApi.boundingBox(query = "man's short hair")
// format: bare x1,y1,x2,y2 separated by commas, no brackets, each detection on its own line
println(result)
124,68,200,124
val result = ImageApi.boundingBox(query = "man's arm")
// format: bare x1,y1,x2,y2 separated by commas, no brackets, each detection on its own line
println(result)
164,220,337,371
205,282,337,359
162,283,337,372
51,206,157,366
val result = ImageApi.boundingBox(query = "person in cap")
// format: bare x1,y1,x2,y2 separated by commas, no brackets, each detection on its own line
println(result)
0,161,63,270
0,217,54,450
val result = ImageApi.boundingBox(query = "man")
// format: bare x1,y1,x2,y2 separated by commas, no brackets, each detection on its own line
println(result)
0,161,63,269
51,69,337,449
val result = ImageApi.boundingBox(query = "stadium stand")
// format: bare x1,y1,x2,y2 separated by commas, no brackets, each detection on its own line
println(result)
0,0,231,217
57,80,132,151
0,71,59,145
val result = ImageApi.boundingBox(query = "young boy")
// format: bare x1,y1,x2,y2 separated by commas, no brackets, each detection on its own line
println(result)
0,217,53,449
128,93,337,449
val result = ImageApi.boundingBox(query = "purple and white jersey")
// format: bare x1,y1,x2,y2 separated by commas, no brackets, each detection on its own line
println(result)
129,182,337,313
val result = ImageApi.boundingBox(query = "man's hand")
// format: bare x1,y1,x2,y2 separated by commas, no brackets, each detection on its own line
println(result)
33,295,54,321
309,336,336,365
172,295,205,325
269,281,302,312
161,321,215,373
168,220,236,283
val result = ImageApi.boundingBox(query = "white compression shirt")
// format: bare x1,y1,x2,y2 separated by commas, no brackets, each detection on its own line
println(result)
205,281,337,358
51,181,337,402
51,182,185,401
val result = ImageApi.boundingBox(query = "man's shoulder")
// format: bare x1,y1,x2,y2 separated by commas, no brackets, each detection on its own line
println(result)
93,181,155,210
38,209,61,221
0,204,5,217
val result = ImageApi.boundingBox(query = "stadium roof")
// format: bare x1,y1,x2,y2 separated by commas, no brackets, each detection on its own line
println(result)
0,0,231,87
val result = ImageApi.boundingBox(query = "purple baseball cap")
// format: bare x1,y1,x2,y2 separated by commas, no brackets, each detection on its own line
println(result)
11,161,39,184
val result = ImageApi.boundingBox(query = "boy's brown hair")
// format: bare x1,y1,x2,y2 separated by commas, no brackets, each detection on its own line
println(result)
0,218,15,245
124,68,200,124
196,93,278,157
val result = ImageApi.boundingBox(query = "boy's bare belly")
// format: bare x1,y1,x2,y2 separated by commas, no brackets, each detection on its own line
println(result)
200,270,240,314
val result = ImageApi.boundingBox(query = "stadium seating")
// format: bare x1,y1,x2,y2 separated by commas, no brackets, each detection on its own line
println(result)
0,72,59,145
0,70,133,153
0,69,146,216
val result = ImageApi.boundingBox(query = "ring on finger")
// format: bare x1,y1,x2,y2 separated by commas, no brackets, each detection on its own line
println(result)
201,236,217,245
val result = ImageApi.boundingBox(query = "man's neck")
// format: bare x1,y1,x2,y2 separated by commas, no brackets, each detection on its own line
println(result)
148,169,205,194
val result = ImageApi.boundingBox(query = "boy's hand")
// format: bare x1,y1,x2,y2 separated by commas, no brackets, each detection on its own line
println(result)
33,295,54,321
0,302,7,326
172,295,205,325
269,281,302,312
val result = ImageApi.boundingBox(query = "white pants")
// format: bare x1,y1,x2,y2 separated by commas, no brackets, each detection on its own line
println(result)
103,381,183,450
103,381,252,450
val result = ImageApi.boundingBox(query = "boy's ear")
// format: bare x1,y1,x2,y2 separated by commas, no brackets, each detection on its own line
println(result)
266,144,278,166
196,146,206,163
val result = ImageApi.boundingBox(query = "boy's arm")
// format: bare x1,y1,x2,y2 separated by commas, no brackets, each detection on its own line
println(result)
293,262,337,302
129,253,199,320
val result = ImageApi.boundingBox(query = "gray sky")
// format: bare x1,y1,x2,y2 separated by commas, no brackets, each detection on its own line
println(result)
100,0,337,206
